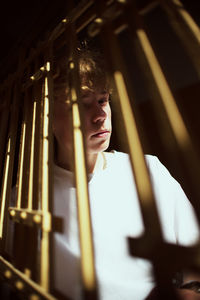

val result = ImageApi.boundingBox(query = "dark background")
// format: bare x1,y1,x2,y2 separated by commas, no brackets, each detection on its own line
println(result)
0,0,199,80
0,0,70,80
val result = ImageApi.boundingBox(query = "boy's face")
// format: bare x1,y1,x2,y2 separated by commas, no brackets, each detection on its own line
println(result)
53,88,112,155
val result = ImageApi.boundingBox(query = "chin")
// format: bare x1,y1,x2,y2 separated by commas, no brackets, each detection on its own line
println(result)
88,140,110,154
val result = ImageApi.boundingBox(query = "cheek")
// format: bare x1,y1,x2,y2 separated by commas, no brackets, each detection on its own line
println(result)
79,109,92,133
53,104,71,140
53,103,70,125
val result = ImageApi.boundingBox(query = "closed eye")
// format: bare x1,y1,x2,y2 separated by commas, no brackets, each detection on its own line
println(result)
81,92,110,108
98,96,110,106
99,99,106,104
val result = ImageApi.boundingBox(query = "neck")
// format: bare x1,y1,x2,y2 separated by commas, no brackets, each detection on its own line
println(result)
87,152,105,173
56,145,104,173
56,144,72,171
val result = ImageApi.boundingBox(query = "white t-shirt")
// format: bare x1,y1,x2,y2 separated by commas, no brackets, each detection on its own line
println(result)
53,151,199,300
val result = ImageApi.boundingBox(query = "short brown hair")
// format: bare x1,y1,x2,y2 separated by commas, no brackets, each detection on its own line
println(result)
53,47,111,101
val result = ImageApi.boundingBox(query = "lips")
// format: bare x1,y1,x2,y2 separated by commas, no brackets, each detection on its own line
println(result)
91,130,110,138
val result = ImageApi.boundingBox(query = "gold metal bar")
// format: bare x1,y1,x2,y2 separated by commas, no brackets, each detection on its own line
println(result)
16,123,26,208
40,228,50,290
32,75,43,211
136,29,190,149
114,71,154,206
41,63,51,213
0,138,11,238
72,100,96,290
28,102,37,210
0,256,56,300
40,63,51,291
39,54,54,292
66,23,97,296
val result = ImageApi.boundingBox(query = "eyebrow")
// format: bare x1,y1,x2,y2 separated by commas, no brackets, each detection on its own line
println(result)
81,91,108,98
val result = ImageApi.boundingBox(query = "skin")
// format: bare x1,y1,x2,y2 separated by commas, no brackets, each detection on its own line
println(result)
53,88,112,173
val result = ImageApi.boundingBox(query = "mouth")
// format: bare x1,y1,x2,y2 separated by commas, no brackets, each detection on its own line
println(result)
91,130,110,138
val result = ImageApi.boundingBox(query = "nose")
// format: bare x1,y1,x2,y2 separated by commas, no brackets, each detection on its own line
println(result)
92,104,107,124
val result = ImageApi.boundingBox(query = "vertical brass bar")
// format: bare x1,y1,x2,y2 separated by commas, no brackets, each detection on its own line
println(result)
67,23,98,297
72,100,97,291
28,101,37,210
0,138,11,238
45,47,54,293
16,122,26,208
40,70,50,291
40,56,54,291
42,74,50,212
33,77,43,211
136,30,190,148
114,71,154,206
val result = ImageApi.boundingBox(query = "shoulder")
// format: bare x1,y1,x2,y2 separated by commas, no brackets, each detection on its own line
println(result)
104,150,130,164
106,150,164,164
145,155,181,190
145,155,183,199
105,151,170,176
104,150,182,188
105,151,182,197
145,154,168,172
145,155,173,180
104,150,131,172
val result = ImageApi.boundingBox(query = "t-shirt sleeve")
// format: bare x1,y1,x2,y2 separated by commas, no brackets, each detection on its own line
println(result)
146,155,200,246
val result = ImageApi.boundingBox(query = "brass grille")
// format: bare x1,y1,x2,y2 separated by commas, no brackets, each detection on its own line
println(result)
0,0,200,299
